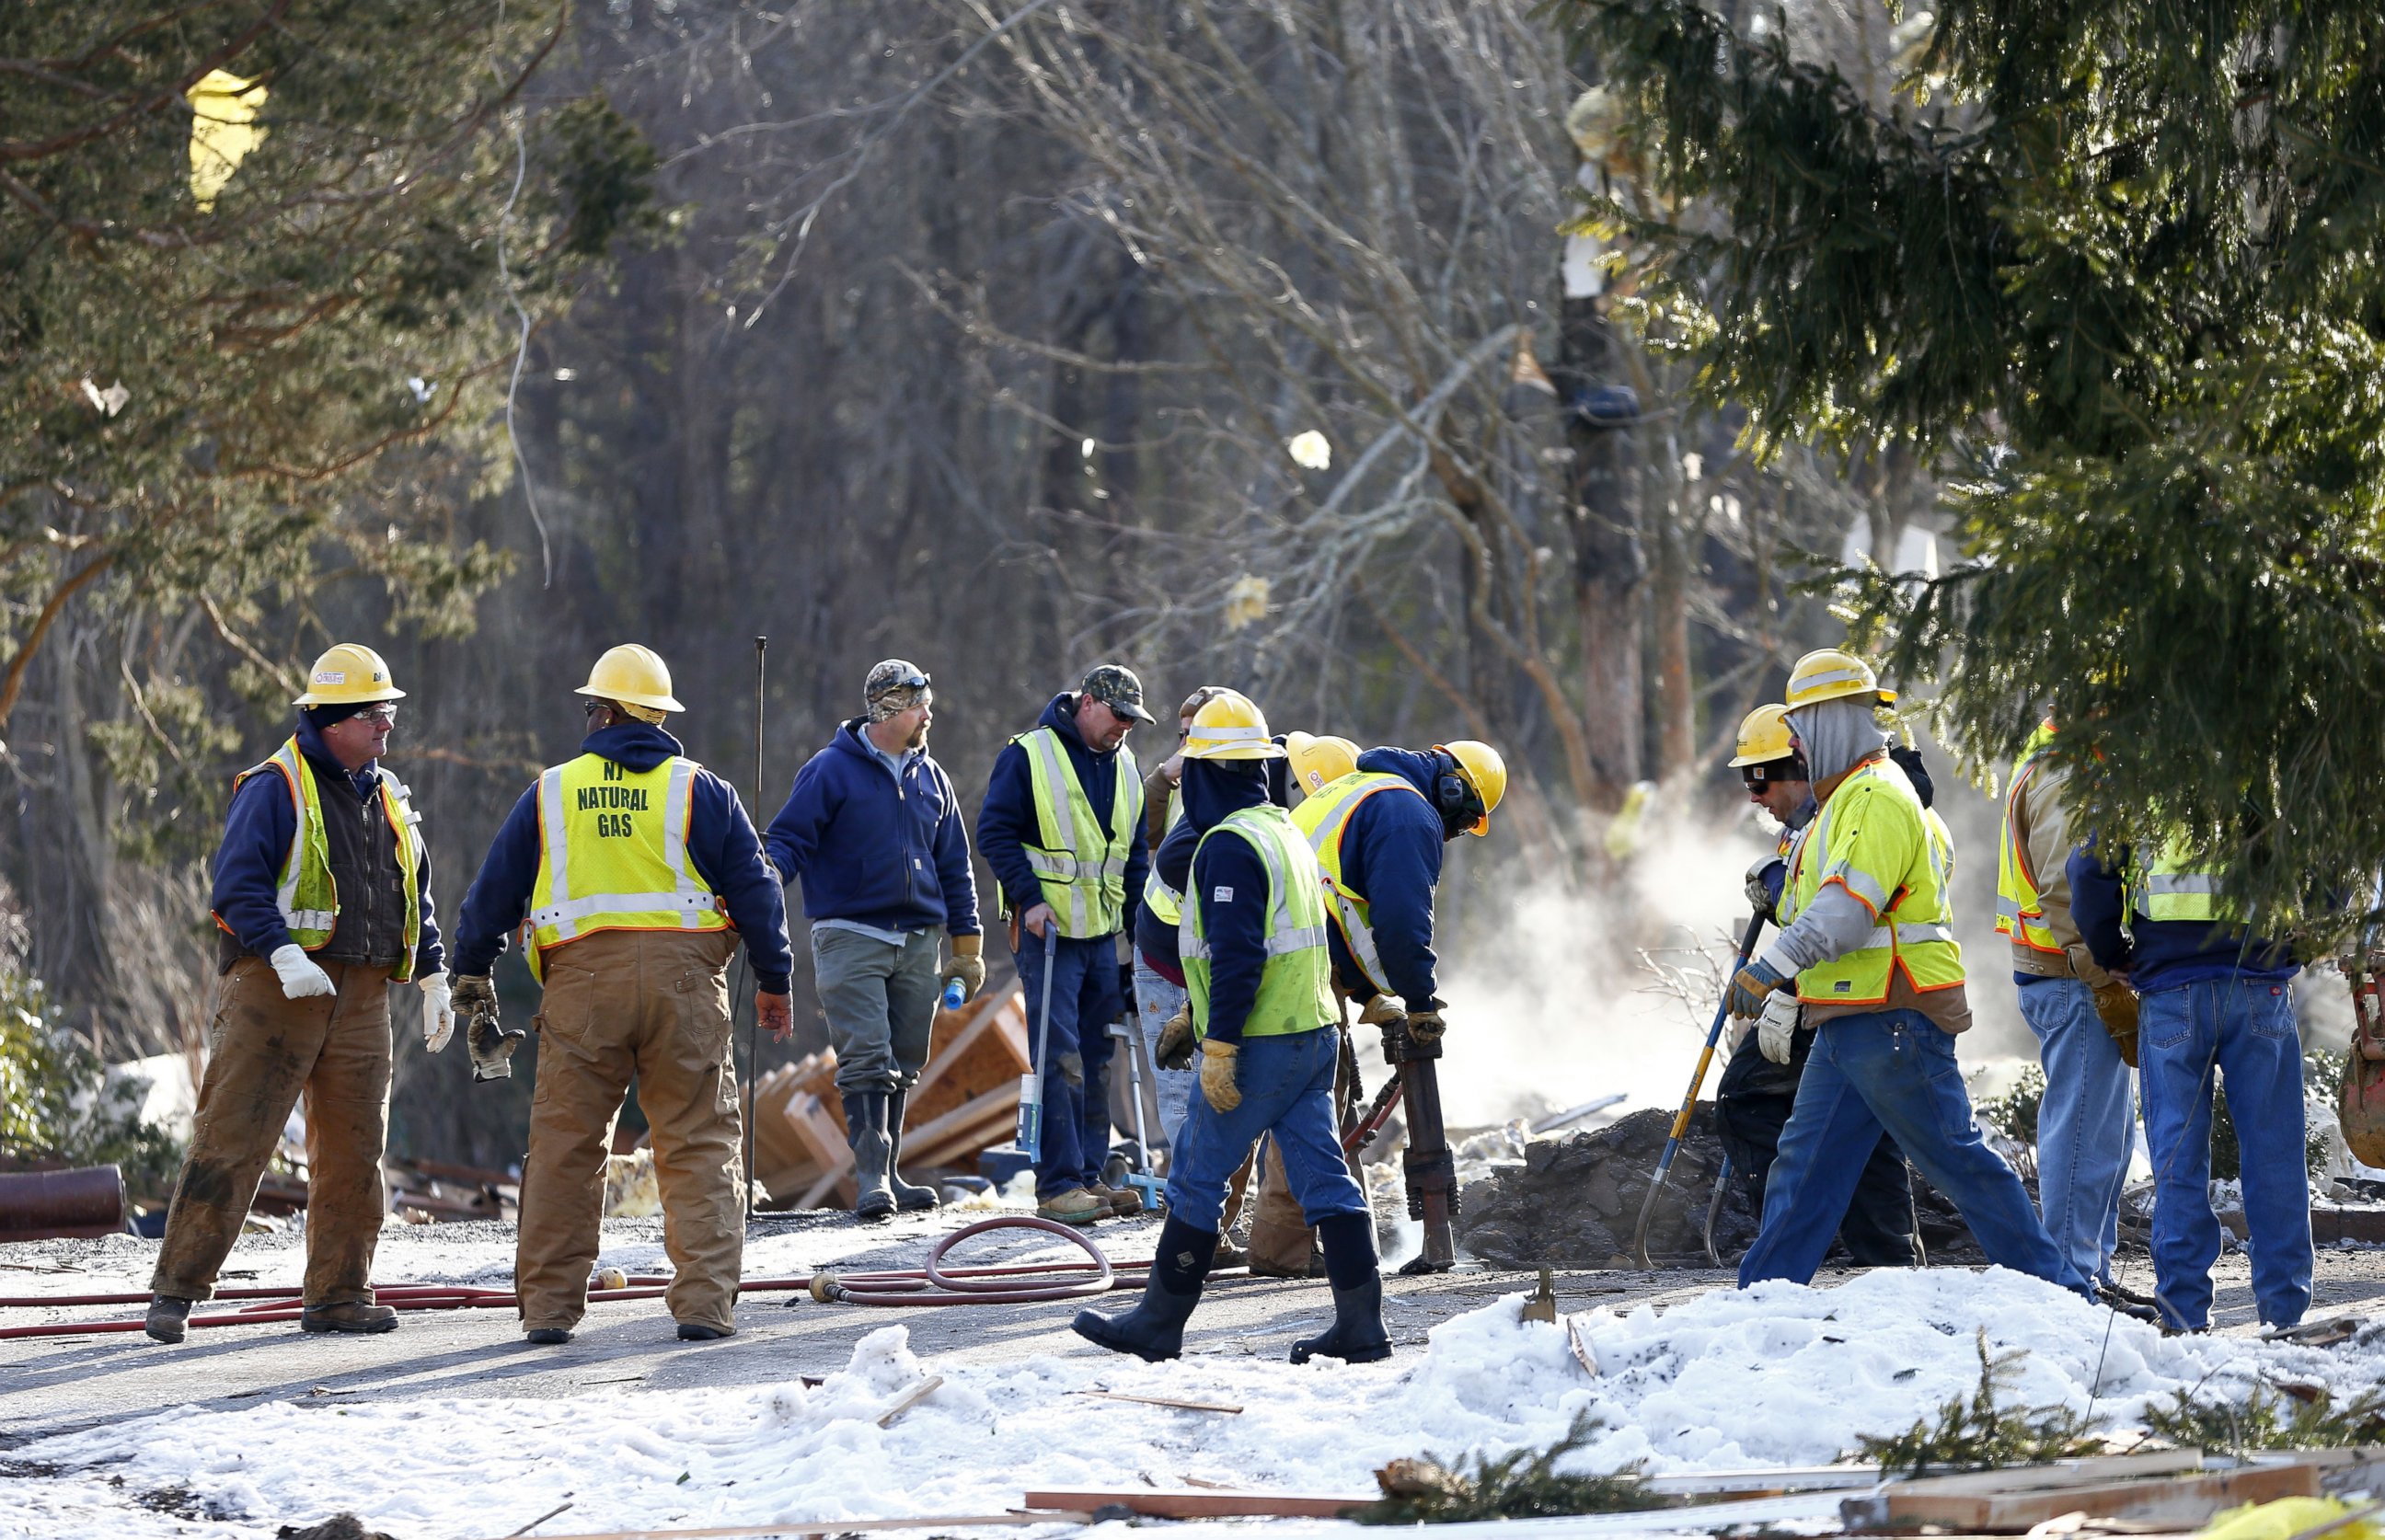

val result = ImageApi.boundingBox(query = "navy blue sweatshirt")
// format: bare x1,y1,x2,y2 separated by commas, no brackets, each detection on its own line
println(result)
212,716,444,977
1331,747,1447,1008
764,718,980,937
975,694,1149,939
449,722,794,994
1176,759,1273,1043
2067,840,2298,993
1139,754,1296,974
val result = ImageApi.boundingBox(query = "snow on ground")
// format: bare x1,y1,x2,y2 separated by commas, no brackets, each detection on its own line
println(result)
5,1266,2383,1540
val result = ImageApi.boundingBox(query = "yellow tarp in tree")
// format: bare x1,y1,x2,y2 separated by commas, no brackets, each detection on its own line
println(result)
187,69,268,212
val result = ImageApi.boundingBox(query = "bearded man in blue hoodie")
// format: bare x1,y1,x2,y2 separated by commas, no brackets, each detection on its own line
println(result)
765,660,983,1223
976,664,1154,1225
450,645,792,1346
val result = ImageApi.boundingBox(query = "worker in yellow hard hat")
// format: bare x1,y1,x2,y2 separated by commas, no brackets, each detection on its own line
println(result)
1077,691,1387,1364
447,644,794,1345
1730,649,2084,1295
1284,732,1361,800
147,644,449,1344
1712,701,1916,1268
1128,686,1234,1179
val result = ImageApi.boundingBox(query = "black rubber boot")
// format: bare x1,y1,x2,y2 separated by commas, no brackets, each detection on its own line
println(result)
1290,1212,1391,1364
844,1090,895,1223
886,1087,939,1212
524,1327,573,1345
1073,1214,1216,1362
144,1295,191,1344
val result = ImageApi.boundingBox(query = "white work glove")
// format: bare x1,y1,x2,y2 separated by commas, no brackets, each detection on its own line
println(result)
419,971,455,1052
268,943,337,1000
1725,1013,1752,1055
1757,990,1800,1065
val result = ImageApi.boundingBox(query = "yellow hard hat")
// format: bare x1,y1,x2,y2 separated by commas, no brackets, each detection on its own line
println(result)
1728,704,1796,767
1181,689,1282,761
1285,731,1360,794
292,642,405,707
576,644,685,715
1783,648,1895,710
1436,740,1507,835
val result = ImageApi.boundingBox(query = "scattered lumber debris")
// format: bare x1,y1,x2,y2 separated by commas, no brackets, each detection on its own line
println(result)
1843,1449,2385,1534
1021,1488,1372,1519
1074,1389,1243,1414
752,991,1031,1209
873,1373,944,1427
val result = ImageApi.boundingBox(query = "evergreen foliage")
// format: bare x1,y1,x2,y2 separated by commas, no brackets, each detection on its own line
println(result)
1856,1331,2100,1477
1561,0,2385,937
2144,1382,2385,1454
0,962,181,1199
1352,1411,1674,1523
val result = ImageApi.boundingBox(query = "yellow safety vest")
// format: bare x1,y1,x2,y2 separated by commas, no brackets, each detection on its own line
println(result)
1143,788,1185,929
1289,769,1424,998
1012,726,1142,938
217,736,423,983
1994,722,2062,956
1181,804,1335,1040
526,753,727,980
2139,834,2227,925
1783,756,1964,1006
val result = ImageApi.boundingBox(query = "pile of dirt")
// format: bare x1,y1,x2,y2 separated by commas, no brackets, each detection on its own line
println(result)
1456,1105,1986,1270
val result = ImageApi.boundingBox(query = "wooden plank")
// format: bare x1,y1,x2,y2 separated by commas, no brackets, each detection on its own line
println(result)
1869,1462,2318,1533
906,993,1031,1132
900,1086,1020,1171
785,1093,856,1209
875,1373,945,1427
1074,1389,1243,1414
1876,1450,2205,1499
1021,1488,1373,1519
499,1513,1081,1540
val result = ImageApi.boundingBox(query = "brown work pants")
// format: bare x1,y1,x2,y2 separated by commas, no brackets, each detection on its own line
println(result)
1247,1026,1361,1274
153,956,393,1307
516,928,743,1333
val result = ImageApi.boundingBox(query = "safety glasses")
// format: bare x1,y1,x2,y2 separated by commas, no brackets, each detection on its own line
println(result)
355,704,399,727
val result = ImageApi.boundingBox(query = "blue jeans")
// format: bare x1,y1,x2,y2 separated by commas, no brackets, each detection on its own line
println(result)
1131,957,1195,1152
1014,932,1123,1198
1165,1029,1367,1234
2018,976,2135,1286
2138,977,2311,1329
1740,1008,2084,1293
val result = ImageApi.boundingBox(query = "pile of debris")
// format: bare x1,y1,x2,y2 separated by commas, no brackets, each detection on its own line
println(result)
1457,1106,1984,1269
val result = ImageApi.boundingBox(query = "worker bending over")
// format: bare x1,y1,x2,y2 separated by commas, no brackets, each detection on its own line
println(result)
2068,834,2310,1330
1075,693,1388,1363
148,645,450,1343
450,645,793,1345
1999,719,2138,1292
1716,704,1914,1266
1730,650,2081,1293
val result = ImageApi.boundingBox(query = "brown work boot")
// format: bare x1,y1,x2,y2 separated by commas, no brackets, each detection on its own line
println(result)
1093,1182,1144,1218
300,1301,398,1334
1036,1186,1109,1227
144,1295,192,1344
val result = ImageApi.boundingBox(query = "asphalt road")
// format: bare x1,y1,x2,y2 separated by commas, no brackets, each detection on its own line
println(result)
3,1213,2381,1448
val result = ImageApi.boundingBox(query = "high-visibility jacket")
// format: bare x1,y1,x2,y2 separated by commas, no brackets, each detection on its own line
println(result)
1181,804,1335,1040
1012,726,1142,937
2138,834,2225,924
1143,788,1185,929
221,735,423,982
1289,769,1423,998
527,753,728,980
1995,722,2062,958
1782,756,1964,1004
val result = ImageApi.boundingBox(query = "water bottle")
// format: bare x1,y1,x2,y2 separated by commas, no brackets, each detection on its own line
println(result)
942,976,965,1012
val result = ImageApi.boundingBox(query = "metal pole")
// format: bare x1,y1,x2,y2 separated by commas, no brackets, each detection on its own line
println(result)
743,636,767,1219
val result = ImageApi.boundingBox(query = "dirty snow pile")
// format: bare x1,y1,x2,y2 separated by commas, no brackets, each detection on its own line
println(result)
6,1267,2381,1540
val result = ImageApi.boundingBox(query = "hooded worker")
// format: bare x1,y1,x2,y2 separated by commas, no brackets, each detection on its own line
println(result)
146,644,448,1344
1727,649,2081,1294
448,645,793,1345
1075,691,1388,1364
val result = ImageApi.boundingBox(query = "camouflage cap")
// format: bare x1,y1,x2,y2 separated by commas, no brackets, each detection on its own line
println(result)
864,659,932,721
1079,662,1156,724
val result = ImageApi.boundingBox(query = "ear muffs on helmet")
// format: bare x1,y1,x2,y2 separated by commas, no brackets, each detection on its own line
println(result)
1432,751,1482,823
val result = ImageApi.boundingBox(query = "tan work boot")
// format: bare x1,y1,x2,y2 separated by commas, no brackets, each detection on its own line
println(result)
1036,1186,1108,1226
301,1301,398,1334
1093,1182,1144,1218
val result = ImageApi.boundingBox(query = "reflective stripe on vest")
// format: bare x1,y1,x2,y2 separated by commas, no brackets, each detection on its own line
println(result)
1784,757,1964,1005
2140,835,2225,924
527,754,726,978
1289,770,1423,998
1181,803,1335,1040
1994,723,2062,954
215,737,423,982
1015,727,1143,938
1143,789,1185,929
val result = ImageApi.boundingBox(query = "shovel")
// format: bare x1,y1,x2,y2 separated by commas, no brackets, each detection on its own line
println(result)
1630,910,1766,1267
1016,923,1057,1161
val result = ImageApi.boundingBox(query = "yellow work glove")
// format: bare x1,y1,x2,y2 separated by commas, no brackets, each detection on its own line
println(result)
1199,1038,1242,1113
2092,980,2140,1068
1356,994,1406,1028
1406,1006,1447,1047
941,932,985,1001
1155,1005,1196,1070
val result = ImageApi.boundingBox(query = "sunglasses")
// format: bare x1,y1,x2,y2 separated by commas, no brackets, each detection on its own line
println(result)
881,668,931,693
